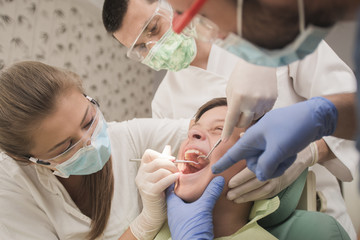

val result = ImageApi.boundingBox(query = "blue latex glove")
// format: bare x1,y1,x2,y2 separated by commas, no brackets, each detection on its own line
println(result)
166,176,225,240
212,97,338,181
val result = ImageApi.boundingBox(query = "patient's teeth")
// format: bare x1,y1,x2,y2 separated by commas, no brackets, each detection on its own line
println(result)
184,149,204,160
184,149,202,155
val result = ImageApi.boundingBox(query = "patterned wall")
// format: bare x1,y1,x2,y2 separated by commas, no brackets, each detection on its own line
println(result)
0,0,157,121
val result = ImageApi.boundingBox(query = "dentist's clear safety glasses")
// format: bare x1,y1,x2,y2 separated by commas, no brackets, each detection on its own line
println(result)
28,96,100,167
126,0,219,62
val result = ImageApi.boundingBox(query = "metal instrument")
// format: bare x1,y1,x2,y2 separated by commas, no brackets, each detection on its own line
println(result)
129,158,199,164
198,138,222,160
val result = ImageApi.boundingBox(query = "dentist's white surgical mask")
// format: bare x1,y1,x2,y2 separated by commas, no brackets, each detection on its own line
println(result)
216,0,331,67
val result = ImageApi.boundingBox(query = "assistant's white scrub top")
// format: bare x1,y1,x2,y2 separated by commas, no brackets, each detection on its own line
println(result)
0,118,188,239
151,42,358,240
151,44,239,119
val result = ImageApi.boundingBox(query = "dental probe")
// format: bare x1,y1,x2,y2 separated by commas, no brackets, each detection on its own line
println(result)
129,159,199,164
198,138,222,160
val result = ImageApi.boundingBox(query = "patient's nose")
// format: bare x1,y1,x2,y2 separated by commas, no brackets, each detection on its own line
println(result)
188,128,205,141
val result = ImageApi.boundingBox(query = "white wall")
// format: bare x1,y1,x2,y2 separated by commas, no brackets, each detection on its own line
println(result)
325,21,360,236
325,21,357,70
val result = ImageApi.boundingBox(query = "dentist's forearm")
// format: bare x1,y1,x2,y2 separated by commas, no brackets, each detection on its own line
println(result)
324,93,356,140
118,228,137,240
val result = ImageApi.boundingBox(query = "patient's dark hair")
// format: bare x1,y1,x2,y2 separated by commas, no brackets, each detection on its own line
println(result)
102,0,129,33
194,98,227,122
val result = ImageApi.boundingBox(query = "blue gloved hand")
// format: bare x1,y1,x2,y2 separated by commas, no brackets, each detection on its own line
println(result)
166,176,225,240
212,97,338,181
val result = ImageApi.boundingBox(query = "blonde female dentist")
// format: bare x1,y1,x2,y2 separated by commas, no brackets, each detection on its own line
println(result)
0,61,190,240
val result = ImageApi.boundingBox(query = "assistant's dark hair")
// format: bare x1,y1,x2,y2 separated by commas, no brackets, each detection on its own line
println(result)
102,0,129,33
194,98,227,122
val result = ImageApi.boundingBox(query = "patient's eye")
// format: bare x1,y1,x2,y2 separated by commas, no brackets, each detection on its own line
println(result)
212,125,223,133
215,127,223,131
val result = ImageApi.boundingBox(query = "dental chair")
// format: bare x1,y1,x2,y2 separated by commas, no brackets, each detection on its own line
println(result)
297,170,317,211
155,169,349,240
259,169,350,240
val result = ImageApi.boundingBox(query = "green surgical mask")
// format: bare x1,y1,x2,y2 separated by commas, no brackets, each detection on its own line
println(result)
142,28,197,71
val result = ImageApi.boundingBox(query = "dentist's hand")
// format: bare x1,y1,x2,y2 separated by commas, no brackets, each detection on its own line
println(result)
213,97,338,181
222,60,278,140
227,143,318,203
166,176,225,240
130,146,179,240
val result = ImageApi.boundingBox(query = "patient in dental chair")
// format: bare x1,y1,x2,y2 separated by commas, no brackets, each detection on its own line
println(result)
155,97,350,240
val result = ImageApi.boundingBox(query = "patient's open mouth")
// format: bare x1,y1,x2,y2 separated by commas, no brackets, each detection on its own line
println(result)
180,149,210,174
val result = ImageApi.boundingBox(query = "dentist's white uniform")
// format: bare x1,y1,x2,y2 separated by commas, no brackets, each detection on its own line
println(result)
0,118,188,239
152,41,358,240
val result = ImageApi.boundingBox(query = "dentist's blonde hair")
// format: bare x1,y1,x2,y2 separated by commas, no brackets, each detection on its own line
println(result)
0,61,83,158
0,61,114,240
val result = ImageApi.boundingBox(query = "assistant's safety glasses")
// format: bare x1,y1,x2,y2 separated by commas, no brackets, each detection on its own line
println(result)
28,96,101,165
127,0,173,62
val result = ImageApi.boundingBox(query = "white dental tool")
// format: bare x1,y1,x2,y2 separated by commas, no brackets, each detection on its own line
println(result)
198,138,222,160
129,158,199,164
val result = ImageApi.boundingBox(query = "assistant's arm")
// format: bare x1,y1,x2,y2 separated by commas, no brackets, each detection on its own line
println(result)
290,41,358,180
213,41,357,181
325,93,356,140
291,41,357,140
226,136,336,203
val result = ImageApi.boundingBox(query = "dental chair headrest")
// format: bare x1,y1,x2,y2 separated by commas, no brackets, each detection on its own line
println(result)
258,169,308,227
